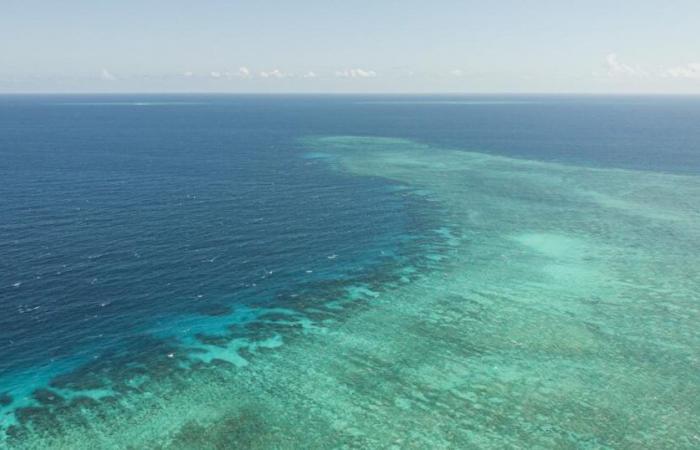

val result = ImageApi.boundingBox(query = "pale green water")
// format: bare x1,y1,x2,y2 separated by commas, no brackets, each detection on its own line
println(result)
12,136,700,448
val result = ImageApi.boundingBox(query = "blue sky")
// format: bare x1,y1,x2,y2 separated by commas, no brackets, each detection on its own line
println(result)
2,0,700,93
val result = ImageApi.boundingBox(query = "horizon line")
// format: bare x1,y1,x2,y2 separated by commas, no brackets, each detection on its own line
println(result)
2,91,700,97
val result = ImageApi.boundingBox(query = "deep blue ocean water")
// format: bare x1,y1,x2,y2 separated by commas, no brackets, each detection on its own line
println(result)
1,94,700,439
0,96,420,403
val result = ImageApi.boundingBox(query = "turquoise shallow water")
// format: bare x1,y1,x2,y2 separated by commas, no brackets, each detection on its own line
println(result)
310,137,700,448
1,95,700,448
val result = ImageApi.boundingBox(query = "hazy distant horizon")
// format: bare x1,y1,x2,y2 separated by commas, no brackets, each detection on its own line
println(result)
3,91,700,97
3,1,700,94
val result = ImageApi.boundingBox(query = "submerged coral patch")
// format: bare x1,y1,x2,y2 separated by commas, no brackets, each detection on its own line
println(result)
4,136,700,448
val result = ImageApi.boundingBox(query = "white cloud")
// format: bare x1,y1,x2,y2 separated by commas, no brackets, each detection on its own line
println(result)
260,69,289,78
335,68,377,78
450,69,464,77
596,54,700,82
604,53,647,77
238,67,251,78
663,62,700,79
100,68,117,81
183,71,194,77
207,69,252,79
303,71,317,79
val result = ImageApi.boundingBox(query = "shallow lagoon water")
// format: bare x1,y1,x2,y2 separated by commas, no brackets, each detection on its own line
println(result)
1,96,700,448
3,134,699,448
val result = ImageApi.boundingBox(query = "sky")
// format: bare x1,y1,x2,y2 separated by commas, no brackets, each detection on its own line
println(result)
1,0,700,94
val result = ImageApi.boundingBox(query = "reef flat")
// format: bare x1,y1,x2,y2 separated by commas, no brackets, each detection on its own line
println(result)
6,136,700,449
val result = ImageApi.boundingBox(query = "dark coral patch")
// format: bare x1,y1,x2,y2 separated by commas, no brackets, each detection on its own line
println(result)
32,388,65,406
197,303,232,317
195,333,230,347
0,392,12,406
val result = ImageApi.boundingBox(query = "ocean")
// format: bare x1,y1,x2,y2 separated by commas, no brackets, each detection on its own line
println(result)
1,95,699,448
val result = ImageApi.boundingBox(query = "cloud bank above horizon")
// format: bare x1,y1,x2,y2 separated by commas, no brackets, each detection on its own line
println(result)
1,1,699,93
